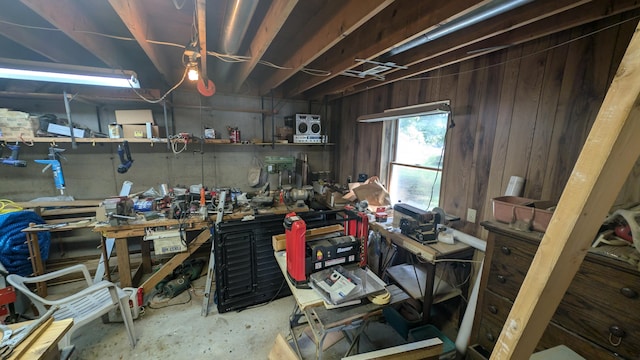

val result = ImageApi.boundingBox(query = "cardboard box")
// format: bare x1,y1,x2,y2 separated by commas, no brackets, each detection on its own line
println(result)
0,110,39,139
115,109,155,125
122,123,160,139
46,123,87,138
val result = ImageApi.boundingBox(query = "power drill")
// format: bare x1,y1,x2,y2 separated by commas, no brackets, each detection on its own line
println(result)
0,143,27,167
117,140,134,173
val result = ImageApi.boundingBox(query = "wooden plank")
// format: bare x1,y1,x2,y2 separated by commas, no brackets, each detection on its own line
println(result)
491,20,640,359
272,224,345,251
232,0,298,91
306,0,589,99
20,0,133,69
15,200,101,208
108,0,174,82
259,0,393,94
501,38,548,197
283,0,487,97
140,228,210,295
336,0,640,99
268,333,299,360
196,0,207,82
342,338,443,360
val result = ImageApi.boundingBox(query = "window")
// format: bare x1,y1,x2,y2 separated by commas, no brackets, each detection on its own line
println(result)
386,112,448,209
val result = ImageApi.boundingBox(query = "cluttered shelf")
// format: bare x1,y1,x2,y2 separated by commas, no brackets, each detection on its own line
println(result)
0,137,168,144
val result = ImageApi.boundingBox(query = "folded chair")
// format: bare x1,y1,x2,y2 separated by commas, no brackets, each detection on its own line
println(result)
7,264,136,348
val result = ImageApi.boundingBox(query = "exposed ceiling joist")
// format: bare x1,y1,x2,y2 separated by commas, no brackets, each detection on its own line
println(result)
306,0,591,98
108,0,174,83
317,0,640,98
282,0,489,97
258,0,394,95
0,17,77,64
231,0,298,92
20,0,131,70
197,0,207,82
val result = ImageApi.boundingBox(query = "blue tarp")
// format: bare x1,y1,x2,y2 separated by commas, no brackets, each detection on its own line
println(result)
0,211,50,276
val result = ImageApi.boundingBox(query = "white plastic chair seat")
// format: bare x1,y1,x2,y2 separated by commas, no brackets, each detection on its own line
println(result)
7,264,136,348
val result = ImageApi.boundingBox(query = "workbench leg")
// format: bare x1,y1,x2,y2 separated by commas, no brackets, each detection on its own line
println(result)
141,238,152,273
115,237,132,287
422,261,436,324
25,233,47,297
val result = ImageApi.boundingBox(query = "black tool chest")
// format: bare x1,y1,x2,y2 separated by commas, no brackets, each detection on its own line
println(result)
214,211,338,313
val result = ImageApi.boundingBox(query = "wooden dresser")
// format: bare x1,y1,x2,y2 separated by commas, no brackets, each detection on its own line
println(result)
467,221,640,359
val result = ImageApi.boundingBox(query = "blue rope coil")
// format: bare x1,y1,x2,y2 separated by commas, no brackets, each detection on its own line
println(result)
0,211,50,276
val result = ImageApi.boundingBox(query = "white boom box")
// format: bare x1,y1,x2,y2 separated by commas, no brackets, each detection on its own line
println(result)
295,114,321,135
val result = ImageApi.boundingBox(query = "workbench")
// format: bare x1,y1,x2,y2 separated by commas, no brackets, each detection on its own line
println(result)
93,203,307,296
369,222,474,324
274,251,410,360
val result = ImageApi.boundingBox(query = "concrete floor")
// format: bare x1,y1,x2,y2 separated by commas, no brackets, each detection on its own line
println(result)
47,275,406,360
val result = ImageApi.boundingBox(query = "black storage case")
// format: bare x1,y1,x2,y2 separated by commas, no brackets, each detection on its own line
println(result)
214,210,339,313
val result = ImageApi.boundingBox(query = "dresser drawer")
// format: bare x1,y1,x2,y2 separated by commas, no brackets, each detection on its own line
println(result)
486,233,537,299
481,290,511,324
476,311,621,359
553,258,640,358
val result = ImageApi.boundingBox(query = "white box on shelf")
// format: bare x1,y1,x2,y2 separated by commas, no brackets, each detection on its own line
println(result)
46,123,87,138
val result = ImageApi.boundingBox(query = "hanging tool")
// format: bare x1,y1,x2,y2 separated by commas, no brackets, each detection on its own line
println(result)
0,143,26,167
117,140,134,174
202,190,225,316
0,305,58,359
34,146,66,195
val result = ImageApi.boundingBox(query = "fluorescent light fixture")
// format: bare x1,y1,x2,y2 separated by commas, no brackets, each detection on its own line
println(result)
0,57,139,88
357,100,451,122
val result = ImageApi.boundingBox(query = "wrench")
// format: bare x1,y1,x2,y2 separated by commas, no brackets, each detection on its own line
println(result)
0,306,59,359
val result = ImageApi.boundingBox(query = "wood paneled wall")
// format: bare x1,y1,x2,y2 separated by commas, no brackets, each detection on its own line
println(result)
331,13,640,237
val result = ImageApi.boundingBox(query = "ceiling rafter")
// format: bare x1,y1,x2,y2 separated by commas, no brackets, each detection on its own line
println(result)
20,0,133,70
197,0,208,82
257,0,394,95
281,0,490,98
329,0,640,99
231,0,298,92
306,0,592,98
108,0,174,83
0,17,77,64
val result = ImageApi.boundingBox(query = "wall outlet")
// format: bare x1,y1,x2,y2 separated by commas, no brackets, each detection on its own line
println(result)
467,208,477,223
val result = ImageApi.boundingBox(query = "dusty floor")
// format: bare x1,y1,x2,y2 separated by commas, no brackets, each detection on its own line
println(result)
52,276,407,360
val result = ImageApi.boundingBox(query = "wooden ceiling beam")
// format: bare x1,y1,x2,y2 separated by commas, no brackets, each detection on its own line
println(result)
0,18,78,64
20,0,133,69
108,0,174,83
196,0,207,82
258,0,394,95
282,0,490,97
305,0,589,98
492,20,640,358
322,0,640,98
231,0,298,92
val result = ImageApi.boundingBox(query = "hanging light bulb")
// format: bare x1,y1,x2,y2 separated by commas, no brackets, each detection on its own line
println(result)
187,62,199,81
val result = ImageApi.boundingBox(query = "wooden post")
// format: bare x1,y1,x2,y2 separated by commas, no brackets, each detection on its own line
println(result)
492,21,640,358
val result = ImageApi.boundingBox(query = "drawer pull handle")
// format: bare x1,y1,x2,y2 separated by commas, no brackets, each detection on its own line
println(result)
488,305,498,314
500,246,511,255
609,325,625,346
620,287,638,298
486,333,495,342
497,275,506,284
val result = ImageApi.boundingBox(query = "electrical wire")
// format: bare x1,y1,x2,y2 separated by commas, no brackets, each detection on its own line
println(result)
169,134,188,154
0,199,22,214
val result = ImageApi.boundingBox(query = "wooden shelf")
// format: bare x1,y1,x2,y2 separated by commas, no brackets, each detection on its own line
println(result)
0,137,167,144
1,137,333,146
